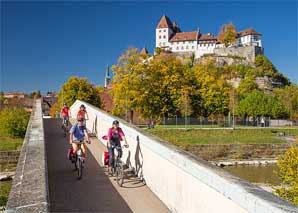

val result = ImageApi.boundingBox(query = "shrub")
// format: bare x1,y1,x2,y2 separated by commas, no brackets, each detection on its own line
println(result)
275,137,298,205
0,107,30,137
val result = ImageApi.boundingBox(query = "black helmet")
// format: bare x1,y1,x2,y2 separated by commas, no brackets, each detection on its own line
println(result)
63,102,67,106
80,104,85,109
112,120,119,125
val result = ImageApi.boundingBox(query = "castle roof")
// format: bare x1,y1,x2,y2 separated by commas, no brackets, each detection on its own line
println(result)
238,28,262,37
169,31,198,42
156,15,173,29
140,47,149,55
198,33,217,40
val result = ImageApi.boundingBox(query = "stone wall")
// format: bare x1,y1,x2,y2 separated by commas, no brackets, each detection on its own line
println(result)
213,46,263,64
185,143,291,161
0,151,20,163
0,151,20,171
6,99,49,212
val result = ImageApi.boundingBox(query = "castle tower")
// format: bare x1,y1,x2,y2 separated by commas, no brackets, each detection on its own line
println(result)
156,15,174,49
104,65,111,88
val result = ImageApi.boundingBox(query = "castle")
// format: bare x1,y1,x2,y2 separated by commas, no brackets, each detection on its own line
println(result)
156,15,263,59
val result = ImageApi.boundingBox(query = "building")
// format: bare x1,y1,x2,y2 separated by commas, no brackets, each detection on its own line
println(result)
104,65,112,89
4,92,25,99
156,15,263,59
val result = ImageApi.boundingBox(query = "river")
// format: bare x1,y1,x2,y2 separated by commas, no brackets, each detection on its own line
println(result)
223,164,280,186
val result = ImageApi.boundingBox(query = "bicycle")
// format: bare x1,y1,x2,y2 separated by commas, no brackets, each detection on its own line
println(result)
109,144,129,187
71,140,90,180
62,117,70,137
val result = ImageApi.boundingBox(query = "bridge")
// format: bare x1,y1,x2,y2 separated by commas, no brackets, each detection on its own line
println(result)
6,99,298,212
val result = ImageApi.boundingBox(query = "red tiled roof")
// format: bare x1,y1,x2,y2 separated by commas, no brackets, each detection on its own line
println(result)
140,47,149,55
238,28,261,36
169,31,198,42
198,33,217,40
156,15,173,29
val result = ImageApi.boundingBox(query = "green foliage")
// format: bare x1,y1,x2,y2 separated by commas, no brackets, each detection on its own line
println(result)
218,22,237,47
0,107,30,137
255,55,289,84
29,90,41,98
192,60,230,117
237,77,258,97
57,76,102,108
274,84,298,120
236,90,289,119
275,138,298,205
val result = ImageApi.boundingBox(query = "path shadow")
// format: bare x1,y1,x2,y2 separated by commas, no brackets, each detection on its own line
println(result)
44,119,132,212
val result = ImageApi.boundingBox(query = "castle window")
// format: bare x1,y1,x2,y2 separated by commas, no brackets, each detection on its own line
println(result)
159,36,161,39
164,29,166,32
192,46,194,49
159,30,161,33
159,42,162,46
163,35,166,39
176,47,179,50
186,46,189,49
181,46,184,50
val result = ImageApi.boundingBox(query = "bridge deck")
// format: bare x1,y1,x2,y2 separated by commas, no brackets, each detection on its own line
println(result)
44,119,169,212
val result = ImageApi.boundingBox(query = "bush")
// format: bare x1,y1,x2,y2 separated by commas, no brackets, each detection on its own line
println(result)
275,138,298,205
0,107,30,137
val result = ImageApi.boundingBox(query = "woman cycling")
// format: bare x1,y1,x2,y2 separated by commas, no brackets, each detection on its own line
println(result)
77,104,89,125
107,120,129,174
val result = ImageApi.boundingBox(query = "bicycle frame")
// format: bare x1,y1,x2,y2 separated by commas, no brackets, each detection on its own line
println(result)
73,141,84,180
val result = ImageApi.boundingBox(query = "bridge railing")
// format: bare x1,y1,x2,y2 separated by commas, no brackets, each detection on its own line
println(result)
70,100,297,213
6,99,49,212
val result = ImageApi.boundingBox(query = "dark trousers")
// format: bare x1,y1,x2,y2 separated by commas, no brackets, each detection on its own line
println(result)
108,144,122,166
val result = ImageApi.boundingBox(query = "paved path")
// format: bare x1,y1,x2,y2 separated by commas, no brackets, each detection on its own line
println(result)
44,119,169,213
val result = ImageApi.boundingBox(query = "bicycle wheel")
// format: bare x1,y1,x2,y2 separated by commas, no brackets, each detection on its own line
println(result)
73,155,78,170
77,158,83,180
116,160,124,186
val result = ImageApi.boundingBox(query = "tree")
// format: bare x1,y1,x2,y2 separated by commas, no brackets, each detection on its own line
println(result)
274,84,298,120
29,90,41,98
255,55,289,85
237,77,259,97
0,107,30,137
192,60,230,117
218,22,237,47
275,138,298,205
50,76,102,116
236,90,289,119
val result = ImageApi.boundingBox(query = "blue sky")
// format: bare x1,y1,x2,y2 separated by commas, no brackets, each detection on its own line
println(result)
1,1,297,93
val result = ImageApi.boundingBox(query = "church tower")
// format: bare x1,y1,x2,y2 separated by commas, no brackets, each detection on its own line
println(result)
104,65,111,88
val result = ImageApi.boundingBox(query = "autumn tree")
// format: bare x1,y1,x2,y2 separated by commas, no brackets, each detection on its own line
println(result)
192,60,230,117
218,22,237,47
274,84,298,120
237,76,259,97
275,138,298,206
50,76,102,117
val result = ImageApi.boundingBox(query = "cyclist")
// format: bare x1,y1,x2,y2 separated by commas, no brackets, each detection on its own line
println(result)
77,104,89,125
60,103,71,128
107,120,129,174
69,118,91,160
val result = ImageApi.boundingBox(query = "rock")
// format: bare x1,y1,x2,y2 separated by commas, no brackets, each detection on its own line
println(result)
0,172,15,181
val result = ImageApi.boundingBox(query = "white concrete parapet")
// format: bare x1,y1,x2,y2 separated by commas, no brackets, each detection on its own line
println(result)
71,100,297,213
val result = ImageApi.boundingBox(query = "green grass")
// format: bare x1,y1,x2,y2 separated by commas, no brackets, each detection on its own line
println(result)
146,128,298,145
0,180,12,207
0,135,23,151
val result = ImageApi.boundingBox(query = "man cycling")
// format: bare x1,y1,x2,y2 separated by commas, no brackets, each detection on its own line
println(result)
69,118,91,160
60,103,71,128
77,104,89,126
107,120,129,174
